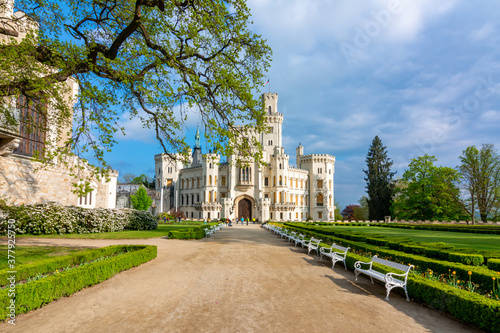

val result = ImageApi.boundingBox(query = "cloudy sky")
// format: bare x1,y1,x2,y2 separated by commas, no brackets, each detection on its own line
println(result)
107,0,500,209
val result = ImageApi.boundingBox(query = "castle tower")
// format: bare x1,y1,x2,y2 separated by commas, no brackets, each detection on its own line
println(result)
261,93,283,161
192,127,202,166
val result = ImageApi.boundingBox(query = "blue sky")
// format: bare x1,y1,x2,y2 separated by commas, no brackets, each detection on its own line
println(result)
106,0,500,209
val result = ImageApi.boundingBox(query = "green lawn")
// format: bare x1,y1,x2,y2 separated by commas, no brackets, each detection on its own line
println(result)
324,226,500,251
14,224,200,239
0,245,88,268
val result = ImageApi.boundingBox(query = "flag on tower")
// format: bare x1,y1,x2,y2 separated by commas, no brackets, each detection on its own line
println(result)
264,79,269,86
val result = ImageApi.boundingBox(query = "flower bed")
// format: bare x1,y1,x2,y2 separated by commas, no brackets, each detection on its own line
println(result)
0,245,157,321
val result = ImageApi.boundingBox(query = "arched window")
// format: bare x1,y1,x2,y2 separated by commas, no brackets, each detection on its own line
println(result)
273,192,276,203
214,191,217,202
279,163,282,169
329,195,332,207
279,192,282,203
268,106,272,114
273,176,276,186
317,194,324,207
215,176,217,185
192,194,194,205
209,175,212,185
279,176,282,185
209,191,212,202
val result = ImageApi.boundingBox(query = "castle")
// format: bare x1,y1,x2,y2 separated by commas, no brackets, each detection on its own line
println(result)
154,93,336,221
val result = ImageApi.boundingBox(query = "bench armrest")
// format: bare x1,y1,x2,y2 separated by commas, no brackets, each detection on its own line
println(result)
332,251,346,257
354,260,372,270
320,247,332,253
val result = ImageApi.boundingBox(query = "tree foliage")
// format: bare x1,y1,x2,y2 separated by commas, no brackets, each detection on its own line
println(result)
455,144,500,222
364,136,395,220
391,155,466,221
341,204,360,221
0,0,272,182
130,186,152,211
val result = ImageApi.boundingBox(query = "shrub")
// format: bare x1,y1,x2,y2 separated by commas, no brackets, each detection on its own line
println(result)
448,253,485,266
487,259,500,271
0,203,157,235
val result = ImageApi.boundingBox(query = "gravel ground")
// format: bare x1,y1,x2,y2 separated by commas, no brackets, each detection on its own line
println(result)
1,225,479,333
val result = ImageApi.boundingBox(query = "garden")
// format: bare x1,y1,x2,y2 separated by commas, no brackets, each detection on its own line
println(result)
269,221,500,333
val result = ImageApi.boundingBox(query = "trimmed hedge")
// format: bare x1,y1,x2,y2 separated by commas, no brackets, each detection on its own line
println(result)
0,245,157,321
272,230,500,333
283,223,500,293
0,203,157,235
167,223,219,239
0,245,137,284
289,223,500,265
488,259,500,271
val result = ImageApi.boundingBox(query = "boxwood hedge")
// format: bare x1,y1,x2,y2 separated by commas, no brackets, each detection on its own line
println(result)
0,245,157,321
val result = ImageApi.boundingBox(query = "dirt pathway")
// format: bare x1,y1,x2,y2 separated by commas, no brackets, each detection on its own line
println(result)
1,225,477,332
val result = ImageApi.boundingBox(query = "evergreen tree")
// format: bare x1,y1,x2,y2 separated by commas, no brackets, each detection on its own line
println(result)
130,186,152,211
364,136,396,220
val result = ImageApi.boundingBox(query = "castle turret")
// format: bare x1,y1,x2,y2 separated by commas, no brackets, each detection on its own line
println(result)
192,127,202,166
296,143,303,167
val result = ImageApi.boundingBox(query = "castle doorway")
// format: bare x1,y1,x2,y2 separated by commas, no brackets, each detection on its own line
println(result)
237,198,252,221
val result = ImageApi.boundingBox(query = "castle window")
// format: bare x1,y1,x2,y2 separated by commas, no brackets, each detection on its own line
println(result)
221,176,226,186
316,193,324,207
279,176,282,185
209,175,212,185
197,194,200,202
181,180,184,189
191,194,194,205
329,180,332,189
329,195,332,207
14,95,46,157
318,212,323,219
273,176,276,186
221,192,226,198
264,193,269,198
279,163,282,169
166,179,172,187
181,195,184,205
317,180,323,189
215,176,217,185
197,178,200,187
295,179,298,188
209,191,212,202
279,192,282,203
268,106,272,114
168,167,172,173
264,177,269,186
318,168,322,174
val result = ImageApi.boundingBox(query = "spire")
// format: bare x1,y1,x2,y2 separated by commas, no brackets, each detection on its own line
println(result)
194,127,200,149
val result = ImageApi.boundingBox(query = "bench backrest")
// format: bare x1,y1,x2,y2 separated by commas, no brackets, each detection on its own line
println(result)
332,243,349,253
372,256,412,273
310,237,321,245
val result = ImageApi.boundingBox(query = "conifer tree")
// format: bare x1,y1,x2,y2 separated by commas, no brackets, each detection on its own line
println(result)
364,136,396,220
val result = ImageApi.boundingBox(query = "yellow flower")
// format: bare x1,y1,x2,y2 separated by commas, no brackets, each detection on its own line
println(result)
452,271,456,275
468,271,472,275
457,280,461,283
493,277,496,281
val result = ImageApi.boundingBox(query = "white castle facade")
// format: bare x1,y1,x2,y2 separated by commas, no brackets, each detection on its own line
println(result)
154,93,335,222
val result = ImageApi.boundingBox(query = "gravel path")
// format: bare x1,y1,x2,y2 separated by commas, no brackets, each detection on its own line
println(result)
2,225,478,332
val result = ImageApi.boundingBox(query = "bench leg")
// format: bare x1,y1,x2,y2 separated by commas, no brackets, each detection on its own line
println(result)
404,287,410,301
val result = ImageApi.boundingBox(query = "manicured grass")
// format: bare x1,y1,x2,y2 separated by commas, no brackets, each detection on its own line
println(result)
324,226,500,251
0,245,88,267
13,225,200,239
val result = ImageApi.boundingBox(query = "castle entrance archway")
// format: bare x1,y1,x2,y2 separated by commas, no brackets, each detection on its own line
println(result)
238,198,252,221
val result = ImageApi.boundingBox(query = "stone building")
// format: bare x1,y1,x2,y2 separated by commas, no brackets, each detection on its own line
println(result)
154,93,336,222
0,0,117,208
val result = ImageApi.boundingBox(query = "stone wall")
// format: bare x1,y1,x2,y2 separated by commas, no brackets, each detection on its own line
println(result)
0,154,115,208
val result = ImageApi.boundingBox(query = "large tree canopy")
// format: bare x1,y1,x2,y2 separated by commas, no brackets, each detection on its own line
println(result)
391,154,466,221
0,0,272,181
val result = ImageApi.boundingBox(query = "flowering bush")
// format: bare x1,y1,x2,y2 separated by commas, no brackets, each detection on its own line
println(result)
0,203,157,234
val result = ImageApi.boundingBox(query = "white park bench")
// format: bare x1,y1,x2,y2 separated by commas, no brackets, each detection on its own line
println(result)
204,228,213,237
287,231,297,242
292,233,306,247
281,229,292,239
354,255,414,301
302,237,322,255
319,243,350,270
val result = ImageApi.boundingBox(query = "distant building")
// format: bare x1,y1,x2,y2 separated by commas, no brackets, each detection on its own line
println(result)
116,184,157,214
154,93,336,221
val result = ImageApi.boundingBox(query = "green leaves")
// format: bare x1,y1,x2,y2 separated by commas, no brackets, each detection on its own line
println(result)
130,185,152,210
2,0,272,182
